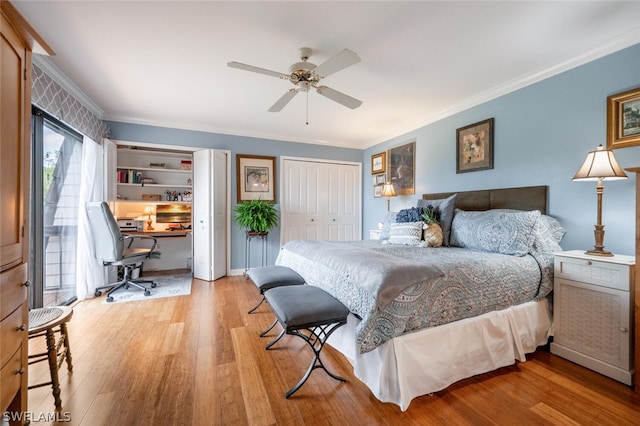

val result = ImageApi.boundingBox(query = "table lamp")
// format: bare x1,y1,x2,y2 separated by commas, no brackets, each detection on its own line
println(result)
380,182,397,212
143,205,155,231
572,144,627,256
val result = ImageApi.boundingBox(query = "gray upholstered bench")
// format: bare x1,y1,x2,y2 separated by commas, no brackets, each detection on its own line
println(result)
264,285,349,398
246,265,305,314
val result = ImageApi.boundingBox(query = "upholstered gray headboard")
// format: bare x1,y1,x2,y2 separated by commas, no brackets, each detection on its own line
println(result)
422,185,548,214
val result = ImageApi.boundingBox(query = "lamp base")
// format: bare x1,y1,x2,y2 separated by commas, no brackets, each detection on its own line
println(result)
584,248,613,257
146,219,154,231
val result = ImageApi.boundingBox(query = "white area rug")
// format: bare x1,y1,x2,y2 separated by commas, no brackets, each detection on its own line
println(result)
102,273,192,304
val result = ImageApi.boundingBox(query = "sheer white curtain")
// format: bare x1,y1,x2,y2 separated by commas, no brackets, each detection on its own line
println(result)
75,136,105,300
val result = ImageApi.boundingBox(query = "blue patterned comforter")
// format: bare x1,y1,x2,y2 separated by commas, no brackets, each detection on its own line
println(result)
276,240,552,353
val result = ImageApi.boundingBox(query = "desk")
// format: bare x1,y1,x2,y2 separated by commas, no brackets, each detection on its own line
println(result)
124,230,192,271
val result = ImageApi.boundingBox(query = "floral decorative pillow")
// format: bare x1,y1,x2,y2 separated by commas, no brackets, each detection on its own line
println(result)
387,221,424,246
417,193,457,246
395,207,424,223
449,209,541,256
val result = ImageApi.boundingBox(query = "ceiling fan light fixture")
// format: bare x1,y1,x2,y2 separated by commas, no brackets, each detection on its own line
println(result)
229,46,362,114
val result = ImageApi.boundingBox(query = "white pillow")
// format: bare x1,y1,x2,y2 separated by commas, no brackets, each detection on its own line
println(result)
388,221,424,246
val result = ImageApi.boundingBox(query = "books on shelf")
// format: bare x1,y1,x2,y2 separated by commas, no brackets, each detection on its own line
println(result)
117,169,143,184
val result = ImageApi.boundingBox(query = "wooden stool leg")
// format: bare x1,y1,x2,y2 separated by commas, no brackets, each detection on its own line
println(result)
60,322,73,371
45,328,62,411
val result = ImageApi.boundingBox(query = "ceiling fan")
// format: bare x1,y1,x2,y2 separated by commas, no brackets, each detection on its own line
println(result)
228,47,362,114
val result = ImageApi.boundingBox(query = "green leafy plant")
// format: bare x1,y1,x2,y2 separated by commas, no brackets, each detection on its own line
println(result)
233,199,279,233
421,205,440,225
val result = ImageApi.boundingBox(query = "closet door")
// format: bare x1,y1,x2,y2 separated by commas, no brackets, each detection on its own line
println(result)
281,158,361,245
193,149,229,281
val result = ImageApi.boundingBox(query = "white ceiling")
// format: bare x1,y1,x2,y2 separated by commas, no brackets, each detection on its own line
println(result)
12,1,640,149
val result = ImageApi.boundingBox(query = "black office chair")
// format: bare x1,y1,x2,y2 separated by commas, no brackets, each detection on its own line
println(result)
85,201,161,302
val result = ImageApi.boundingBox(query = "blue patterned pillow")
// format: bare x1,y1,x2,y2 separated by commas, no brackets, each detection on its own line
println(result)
450,209,541,256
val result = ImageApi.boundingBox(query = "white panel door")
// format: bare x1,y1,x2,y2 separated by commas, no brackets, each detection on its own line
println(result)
193,149,229,280
212,150,228,279
281,158,361,245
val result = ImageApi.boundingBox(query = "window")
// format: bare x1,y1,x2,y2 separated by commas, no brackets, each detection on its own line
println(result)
31,107,83,308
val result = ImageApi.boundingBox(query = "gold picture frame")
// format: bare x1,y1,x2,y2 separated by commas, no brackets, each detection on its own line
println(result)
236,154,276,202
607,86,640,149
388,141,415,195
456,118,494,173
371,151,386,174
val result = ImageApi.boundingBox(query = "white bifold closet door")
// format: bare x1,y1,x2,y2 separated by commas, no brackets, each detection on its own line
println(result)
280,157,361,245
193,149,229,281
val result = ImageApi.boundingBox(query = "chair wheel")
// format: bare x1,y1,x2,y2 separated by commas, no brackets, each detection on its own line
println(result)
106,296,114,303
144,290,151,297
151,282,157,288
95,290,102,297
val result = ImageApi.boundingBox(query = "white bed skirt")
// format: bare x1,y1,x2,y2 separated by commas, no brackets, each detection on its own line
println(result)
327,298,553,411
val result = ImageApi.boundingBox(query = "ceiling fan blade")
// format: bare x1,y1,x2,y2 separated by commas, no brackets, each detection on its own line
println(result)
227,61,288,79
269,89,298,112
313,49,361,78
316,85,362,109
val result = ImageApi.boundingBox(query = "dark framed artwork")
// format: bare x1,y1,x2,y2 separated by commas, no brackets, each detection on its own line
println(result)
388,141,415,195
456,118,494,173
236,154,276,202
607,86,640,149
371,151,386,174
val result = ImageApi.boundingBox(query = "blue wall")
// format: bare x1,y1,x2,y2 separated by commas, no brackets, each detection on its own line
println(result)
109,42,640,271
363,43,640,256
105,122,362,269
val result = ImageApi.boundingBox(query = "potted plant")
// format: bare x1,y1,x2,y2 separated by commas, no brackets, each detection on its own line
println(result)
422,205,443,247
233,198,279,234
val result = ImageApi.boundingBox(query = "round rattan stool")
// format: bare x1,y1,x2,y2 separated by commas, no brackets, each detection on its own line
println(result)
28,306,74,411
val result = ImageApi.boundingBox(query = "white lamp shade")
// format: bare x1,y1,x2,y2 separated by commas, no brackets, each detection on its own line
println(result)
573,144,627,181
380,183,396,197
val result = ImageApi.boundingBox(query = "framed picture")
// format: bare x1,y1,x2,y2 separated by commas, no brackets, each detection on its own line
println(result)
388,141,415,195
371,152,386,174
456,118,494,173
236,154,276,202
373,185,382,198
607,86,640,149
373,173,386,186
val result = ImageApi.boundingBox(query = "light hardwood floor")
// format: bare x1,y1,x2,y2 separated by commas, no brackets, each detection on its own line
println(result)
27,275,640,425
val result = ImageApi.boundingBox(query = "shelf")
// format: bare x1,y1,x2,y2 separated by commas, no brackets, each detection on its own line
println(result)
117,183,192,189
117,166,191,174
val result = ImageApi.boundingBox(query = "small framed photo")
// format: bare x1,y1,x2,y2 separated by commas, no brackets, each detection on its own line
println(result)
607,86,640,149
371,152,386,174
373,173,386,186
373,185,382,198
236,154,276,202
456,118,494,173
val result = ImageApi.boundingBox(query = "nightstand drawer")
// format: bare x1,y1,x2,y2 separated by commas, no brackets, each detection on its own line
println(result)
554,255,631,291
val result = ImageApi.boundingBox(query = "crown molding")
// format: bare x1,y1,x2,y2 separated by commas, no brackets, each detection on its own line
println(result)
32,55,104,118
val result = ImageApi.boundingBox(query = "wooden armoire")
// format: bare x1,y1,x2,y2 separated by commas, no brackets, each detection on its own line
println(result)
1,2,52,423
627,167,640,391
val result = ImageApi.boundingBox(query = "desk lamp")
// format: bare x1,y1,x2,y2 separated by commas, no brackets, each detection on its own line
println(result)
143,205,155,231
572,144,627,256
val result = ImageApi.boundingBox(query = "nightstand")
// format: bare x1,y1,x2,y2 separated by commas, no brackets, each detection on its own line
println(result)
369,229,382,240
550,250,635,385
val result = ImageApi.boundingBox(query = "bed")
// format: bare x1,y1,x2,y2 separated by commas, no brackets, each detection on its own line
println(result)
275,185,563,411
